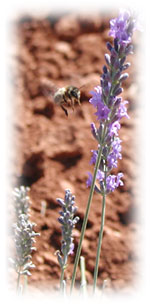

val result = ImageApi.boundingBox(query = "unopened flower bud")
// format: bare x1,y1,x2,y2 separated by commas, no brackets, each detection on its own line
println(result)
114,59,120,69
114,38,119,52
103,65,108,74
114,70,121,81
113,86,123,96
106,41,113,51
105,54,111,66
110,54,116,65
91,122,99,141
73,216,80,225
58,217,64,224
120,56,126,65
122,62,131,71
57,198,65,207
111,48,118,57
119,73,129,82
114,97,122,108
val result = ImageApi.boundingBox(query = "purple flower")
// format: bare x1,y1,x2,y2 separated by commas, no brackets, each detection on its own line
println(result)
109,10,137,45
87,170,123,193
109,121,121,137
106,173,124,192
111,138,122,156
89,86,103,107
106,175,116,192
86,170,104,188
117,100,129,119
96,169,104,181
107,138,122,169
95,102,110,120
90,86,110,120
86,172,93,188
116,173,124,187
90,149,98,165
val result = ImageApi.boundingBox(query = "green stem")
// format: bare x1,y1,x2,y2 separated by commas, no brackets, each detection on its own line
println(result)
23,275,28,294
70,140,104,294
62,280,66,297
93,192,106,294
60,266,65,292
80,256,87,296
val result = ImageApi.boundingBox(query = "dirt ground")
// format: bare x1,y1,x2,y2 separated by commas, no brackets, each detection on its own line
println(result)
8,12,141,296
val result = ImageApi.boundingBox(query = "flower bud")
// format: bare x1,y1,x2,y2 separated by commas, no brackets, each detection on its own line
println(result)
73,216,80,225
110,54,116,65
119,73,129,82
103,85,110,97
113,86,123,96
91,123,99,141
111,48,118,57
114,38,119,52
121,62,131,71
114,97,122,108
58,217,64,224
103,65,108,74
120,56,126,65
57,198,65,207
114,70,121,81
105,54,111,66
106,41,113,51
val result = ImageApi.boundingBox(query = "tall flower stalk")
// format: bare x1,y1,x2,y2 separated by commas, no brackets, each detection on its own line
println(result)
71,10,138,294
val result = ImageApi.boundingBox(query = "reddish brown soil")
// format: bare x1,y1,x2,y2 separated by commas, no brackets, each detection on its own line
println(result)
8,12,141,296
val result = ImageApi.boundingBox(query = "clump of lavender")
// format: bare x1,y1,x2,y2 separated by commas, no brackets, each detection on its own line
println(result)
10,186,40,293
56,189,79,291
71,10,138,294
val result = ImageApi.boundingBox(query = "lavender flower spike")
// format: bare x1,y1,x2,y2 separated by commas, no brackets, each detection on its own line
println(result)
56,189,79,290
10,186,40,292
57,189,79,264
87,10,138,195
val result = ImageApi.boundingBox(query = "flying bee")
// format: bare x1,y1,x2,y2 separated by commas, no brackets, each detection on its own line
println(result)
53,85,81,116
41,79,83,116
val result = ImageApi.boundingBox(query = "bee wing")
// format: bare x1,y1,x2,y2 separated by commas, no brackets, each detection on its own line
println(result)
40,78,59,99
78,74,100,93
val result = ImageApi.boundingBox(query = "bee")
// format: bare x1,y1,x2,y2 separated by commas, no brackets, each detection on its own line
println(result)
53,85,81,116
41,79,82,116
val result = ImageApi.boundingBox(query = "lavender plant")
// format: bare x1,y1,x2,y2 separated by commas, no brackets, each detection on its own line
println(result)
71,10,138,294
56,189,79,292
10,186,40,293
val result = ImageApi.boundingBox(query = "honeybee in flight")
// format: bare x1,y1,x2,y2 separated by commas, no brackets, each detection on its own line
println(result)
53,85,81,116
41,79,82,116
